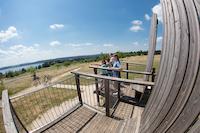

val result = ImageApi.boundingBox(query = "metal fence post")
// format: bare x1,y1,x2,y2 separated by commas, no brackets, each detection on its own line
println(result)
75,74,83,105
117,81,121,100
126,63,129,79
93,68,100,106
151,68,156,82
105,79,110,117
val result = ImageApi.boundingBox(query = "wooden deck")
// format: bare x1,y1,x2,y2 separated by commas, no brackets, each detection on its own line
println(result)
44,106,97,133
43,99,143,133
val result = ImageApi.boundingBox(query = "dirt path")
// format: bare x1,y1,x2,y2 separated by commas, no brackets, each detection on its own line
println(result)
10,68,80,99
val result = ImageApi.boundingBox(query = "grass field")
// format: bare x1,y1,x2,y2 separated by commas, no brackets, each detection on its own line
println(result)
3,64,80,96
12,87,77,130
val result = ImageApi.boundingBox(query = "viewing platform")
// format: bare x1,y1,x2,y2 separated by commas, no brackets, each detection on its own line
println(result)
2,0,200,132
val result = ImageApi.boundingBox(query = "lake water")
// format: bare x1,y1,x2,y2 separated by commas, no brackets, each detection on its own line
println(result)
0,63,43,74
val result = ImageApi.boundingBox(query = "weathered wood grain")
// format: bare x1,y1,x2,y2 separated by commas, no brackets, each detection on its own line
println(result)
144,13,158,81
2,90,18,133
71,71,155,87
140,0,200,132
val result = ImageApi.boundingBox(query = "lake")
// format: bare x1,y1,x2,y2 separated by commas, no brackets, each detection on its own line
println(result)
0,62,43,74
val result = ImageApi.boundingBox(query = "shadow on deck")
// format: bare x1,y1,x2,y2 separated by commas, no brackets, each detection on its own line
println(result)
44,101,143,133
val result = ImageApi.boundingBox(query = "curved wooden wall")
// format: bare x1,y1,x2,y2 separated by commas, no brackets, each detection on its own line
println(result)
139,0,200,132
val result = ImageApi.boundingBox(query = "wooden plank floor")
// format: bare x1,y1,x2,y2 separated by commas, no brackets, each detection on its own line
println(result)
43,106,97,133
43,88,143,133
80,113,122,133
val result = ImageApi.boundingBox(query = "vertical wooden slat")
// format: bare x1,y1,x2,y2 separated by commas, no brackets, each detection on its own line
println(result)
140,0,200,132
140,0,172,128
188,118,200,133
165,0,200,131
144,13,158,81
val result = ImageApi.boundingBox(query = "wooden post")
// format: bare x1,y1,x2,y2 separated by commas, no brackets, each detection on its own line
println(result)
105,79,110,117
93,68,100,106
151,68,156,82
75,74,83,105
126,63,129,79
2,90,18,133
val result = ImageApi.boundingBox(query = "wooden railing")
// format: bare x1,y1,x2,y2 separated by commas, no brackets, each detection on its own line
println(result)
89,65,156,82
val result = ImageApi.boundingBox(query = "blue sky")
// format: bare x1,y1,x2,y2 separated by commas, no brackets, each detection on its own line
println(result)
0,0,163,67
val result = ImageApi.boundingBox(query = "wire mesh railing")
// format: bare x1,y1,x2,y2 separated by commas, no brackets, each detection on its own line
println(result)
9,75,80,132
77,75,119,114
72,71,155,117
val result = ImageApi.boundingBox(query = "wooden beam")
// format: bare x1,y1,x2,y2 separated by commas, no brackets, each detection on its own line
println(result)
144,13,158,81
121,61,146,66
89,65,153,75
2,90,18,133
71,71,155,87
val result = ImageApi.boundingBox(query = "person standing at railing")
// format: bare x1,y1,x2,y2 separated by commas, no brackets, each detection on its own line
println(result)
111,54,122,95
112,54,121,78
109,53,115,65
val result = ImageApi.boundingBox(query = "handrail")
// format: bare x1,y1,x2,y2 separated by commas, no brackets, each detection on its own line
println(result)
10,75,75,100
2,90,18,133
121,61,146,66
89,65,153,75
71,71,155,87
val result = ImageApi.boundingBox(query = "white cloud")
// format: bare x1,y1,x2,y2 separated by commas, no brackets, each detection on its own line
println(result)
49,24,64,30
152,3,163,22
132,20,143,25
69,43,81,47
157,36,163,43
103,43,114,47
50,41,61,46
145,14,151,21
133,41,139,46
0,48,7,55
0,26,18,43
130,20,143,32
68,42,94,47
8,44,36,56
33,43,40,47
85,43,94,46
0,44,60,67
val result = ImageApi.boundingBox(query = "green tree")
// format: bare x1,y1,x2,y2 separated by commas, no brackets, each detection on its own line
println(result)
27,67,36,74
55,64,61,69
0,80,4,99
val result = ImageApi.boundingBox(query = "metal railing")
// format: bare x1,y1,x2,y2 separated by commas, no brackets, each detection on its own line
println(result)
72,71,154,117
5,76,81,133
2,70,155,133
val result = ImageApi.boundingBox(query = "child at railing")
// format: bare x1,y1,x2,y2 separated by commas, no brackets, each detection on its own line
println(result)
106,58,113,76
100,60,108,76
